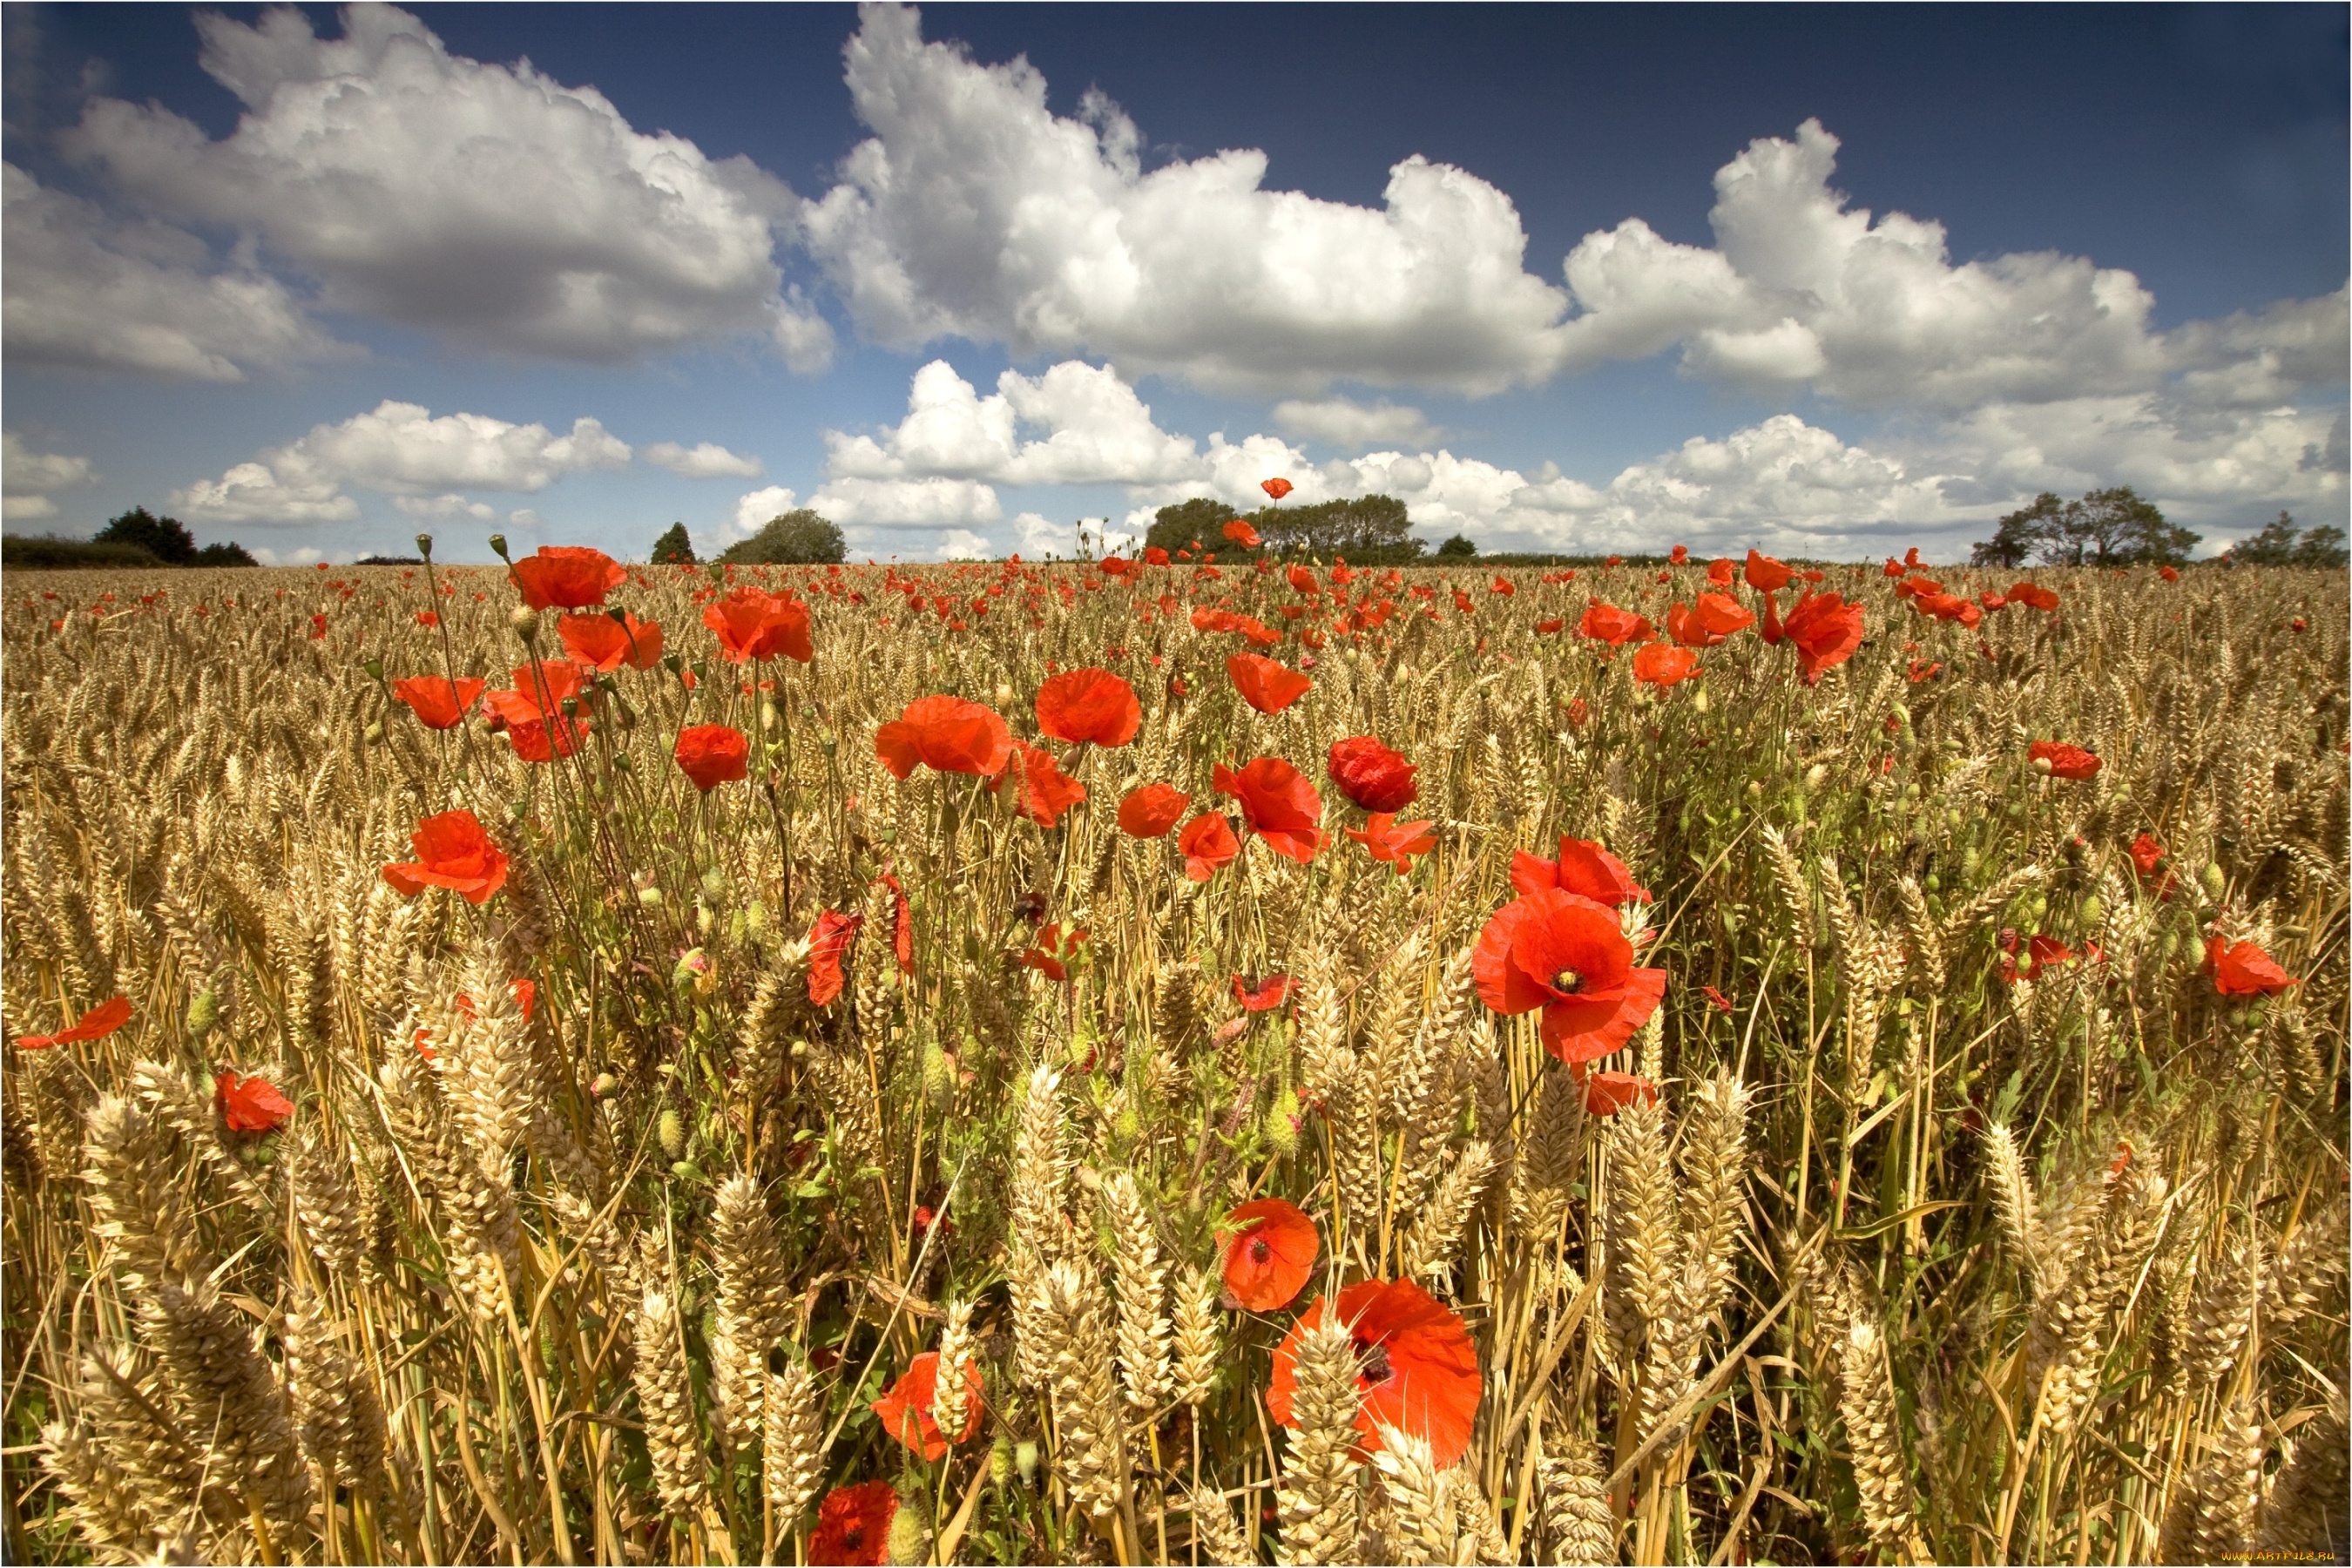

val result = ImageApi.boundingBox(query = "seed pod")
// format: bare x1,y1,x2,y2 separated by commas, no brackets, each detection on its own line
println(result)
510,605,541,640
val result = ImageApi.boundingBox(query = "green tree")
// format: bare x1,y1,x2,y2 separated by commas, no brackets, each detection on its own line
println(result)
2293,523,2349,568
1971,494,2058,568
1144,497,1239,556
94,506,198,564
1253,494,1419,559
194,541,258,566
720,510,844,564
2224,510,2348,569
650,521,696,565
1436,534,1477,559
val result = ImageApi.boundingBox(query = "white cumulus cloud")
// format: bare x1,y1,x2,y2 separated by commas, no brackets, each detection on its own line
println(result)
730,484,801,536
1273,396,1443,450
2,430,98,521
824,358,1199,486
60,4,830,368
3,162,350,381
391,493,497,520
172,399,631,524
646,441,765,479
809,474,1002,529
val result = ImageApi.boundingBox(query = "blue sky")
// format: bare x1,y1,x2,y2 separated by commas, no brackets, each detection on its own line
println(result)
4,1,2345,564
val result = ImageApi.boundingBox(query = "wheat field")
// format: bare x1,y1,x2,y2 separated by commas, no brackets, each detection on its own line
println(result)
1,544,2343,1565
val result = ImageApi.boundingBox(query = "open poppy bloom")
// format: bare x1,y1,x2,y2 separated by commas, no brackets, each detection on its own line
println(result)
1348,813,1436,876
872,1350,984,1462
510,545,625,610
1035,667,1141,747
1707,558,1737,586
673,725,749,791
703,585,814,664
1227,653,1313,714
1327,735,1418,812
1578,601,1652,646
1536,617,1565,635
559,610,663,671
1215,758,1324,862
875,696,1013,779
1221,1198,1318,1310
2129,832,2166,879
810,1479,897,1566
1670,544,1689,564
383,809,509,903
1260,476,1294,500
15,995,132,1051
215,1071,294,1133
1511,837,1652,905
1223,518,1264,548
992,741,1087,827
392,675,485,730
1666,592,1755,647
1744,548,1794,593
2205,936,2300,996
1020,923,1088,983
1632,642,1700,688
1473,889,1667,1064
808,909,864,1006
1269,1278,1481,1468
2005,582,2060,612
1178,813,1241,880
2029,740,2101,780
1233,973,1294,1012
1584,1071,1658,1117
1782,591,1866,684
1119,782,1190,838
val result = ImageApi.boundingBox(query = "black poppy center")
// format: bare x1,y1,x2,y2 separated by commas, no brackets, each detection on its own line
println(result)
843,1524,866,1550
1249,1238,1272,1265
1552,968,1585,996
1360,1342,1394,1384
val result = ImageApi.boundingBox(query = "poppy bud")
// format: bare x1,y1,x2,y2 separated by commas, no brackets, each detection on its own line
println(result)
1015,1439,1040,1486
589,1071,618,1098
2031,754,2053,775
2200,862,2227,901
363,720,385,746
1747,780,1764,795
697,902,714,936
612,750,633,771
671,1159,706,1185
1265,1087,1301,1155
994,683,1014,706
700,868,727,898
2080,894,2102,924
658,1108,686,1159
416,533,435,559
990,1436,1014,1489
1804,763,1828,791
885,1492,929,1565
185,988,219,1044
510,605,541,640
639,886,664,907
923,1041,955,1110
488,533,510,560
1693,688,1709,713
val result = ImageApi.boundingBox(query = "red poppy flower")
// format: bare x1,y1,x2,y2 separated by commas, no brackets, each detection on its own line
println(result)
391,676,486,731
1906,659,1943,684
872,1349,984,1462
1472,889,1667,1064
1632,642,1700,688
1179,813,1241,880
510,545,625,610
1227,653,1313,714
1221,1198,1318,1311
673,725,749,791
810,1480,897,1566
1666,592,1755,647
1260,477,1294,501
1743,548,1793,593
1233,974,1294,1012
875,696,1013,779
1701,983,1734,1013
1327,735,1418,812
416,611,440,627
1144,546,1171,566
1536,617,1565,635
2158,564,2180,582
1707,558,1736,586
1347,813,1436,876
1670,544,1689,564
216,1071,294,1133
2204,936,2300,997
808,909,864,1006
1020,923,1088,983
703,585,814,664
1214,757,1324,862
14,995,133,1051
484,659,590,725
992,741,1087,827
1782,592,1866,684
1510,837,1652,905
1118,782,1190,838
559,611,663,670
382,809,509,903
1035,667,1141,747
1584,1071,1657,1117
1286,564,1319,594
1224,519,1264,548
1269,1278,1481,1468
1577,601,1652,647
2029,740,2101,781
875,871,915,973
2005,582,2059,612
